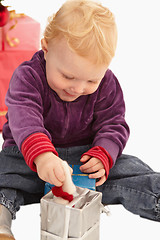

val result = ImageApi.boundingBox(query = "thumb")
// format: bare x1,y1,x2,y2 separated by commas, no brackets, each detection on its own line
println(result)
69,166,73,175
80,154,91,162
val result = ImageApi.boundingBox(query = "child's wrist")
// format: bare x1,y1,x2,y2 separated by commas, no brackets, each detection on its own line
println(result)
81,146,113,179
34,151,51,166
21,132,58,171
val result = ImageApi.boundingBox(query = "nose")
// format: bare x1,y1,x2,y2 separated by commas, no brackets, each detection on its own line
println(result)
70,81,85,94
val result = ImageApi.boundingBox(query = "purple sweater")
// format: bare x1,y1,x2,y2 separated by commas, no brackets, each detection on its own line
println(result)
2,50,129,164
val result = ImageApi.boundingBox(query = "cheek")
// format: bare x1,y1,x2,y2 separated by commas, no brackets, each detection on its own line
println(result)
86,84,99,94
46,68,66,90
48,76,65,91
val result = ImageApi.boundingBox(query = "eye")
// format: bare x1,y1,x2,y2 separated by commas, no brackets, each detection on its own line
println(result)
88,80,98,84
62,74,74,80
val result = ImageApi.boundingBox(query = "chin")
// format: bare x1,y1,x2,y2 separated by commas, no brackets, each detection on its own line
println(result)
59,94,80,102
62,97,78,102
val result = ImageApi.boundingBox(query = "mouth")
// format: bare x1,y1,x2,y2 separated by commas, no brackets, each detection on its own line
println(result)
63,90,78,97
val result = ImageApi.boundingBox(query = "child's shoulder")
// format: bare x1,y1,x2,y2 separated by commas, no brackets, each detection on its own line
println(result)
9,50,48,95
95,68,124,104
16,50,45,75
99,69,119,91
12,50,46,84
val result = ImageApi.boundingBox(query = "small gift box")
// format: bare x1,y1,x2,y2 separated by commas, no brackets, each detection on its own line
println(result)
44,165,96,195
41,186,109,240
0,50,38,130
0,11,40,51
0,10,40,131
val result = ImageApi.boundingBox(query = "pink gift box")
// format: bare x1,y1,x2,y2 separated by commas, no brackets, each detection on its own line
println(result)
0,50,37,131
0,13,41,131
0,15,40,51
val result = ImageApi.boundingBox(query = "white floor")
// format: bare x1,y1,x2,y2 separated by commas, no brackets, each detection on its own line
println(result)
0,133,159,240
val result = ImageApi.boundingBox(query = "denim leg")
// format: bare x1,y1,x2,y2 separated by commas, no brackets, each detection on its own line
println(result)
2,144,159,221
0,145,89,219
57,146,160,221
0,146,45,219
97,154,160,221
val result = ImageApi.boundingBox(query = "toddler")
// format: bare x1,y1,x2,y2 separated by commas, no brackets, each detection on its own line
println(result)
0,0,160,239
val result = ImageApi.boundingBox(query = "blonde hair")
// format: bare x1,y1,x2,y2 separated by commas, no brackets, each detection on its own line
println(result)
44,0,117,66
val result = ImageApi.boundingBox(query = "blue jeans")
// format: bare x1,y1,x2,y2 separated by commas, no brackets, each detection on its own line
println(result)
0,145,160,221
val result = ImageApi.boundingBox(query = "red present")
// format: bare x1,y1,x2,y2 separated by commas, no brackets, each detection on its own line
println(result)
0,11,40,131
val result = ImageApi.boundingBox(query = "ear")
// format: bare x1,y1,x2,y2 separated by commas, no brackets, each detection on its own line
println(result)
41,38,48,60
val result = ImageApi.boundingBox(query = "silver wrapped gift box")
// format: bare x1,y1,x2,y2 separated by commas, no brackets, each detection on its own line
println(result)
41,186,109,240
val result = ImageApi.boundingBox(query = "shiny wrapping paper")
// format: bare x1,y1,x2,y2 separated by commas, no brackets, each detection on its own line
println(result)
41,187,108,240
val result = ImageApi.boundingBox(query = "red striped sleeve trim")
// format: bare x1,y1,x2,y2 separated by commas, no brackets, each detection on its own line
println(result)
81,146,113,179
21,133,58,172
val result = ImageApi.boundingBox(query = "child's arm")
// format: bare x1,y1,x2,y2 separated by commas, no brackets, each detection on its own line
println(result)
91,70,130,165
79,71,130,186
5,63,58,174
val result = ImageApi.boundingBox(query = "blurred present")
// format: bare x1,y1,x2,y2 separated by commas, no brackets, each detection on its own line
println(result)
0,10,40,131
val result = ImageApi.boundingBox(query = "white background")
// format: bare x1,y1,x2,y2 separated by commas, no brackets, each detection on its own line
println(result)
1,0,160,239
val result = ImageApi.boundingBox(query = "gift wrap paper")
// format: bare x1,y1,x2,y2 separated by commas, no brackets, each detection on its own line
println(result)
41,187,102,240
0,15,40,51
0,14,40,130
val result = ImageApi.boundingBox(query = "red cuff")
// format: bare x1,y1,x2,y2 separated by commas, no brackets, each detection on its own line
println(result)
81,146,113,179
21,133,58,172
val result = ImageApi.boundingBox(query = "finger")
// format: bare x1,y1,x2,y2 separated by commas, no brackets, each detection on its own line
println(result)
80,158,102,172
96,175,107,187
54,163,65,182
82,162,103,173
89,168,105,179
47,171,63,187
80,155,91,162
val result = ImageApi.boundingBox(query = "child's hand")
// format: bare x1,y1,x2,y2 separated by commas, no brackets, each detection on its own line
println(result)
80,155,106,187
34,152,66,186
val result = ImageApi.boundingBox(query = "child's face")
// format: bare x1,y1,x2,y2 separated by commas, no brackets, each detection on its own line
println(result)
42,38,107,102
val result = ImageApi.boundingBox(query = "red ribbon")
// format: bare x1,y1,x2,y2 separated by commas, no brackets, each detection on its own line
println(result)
52,186,74,202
